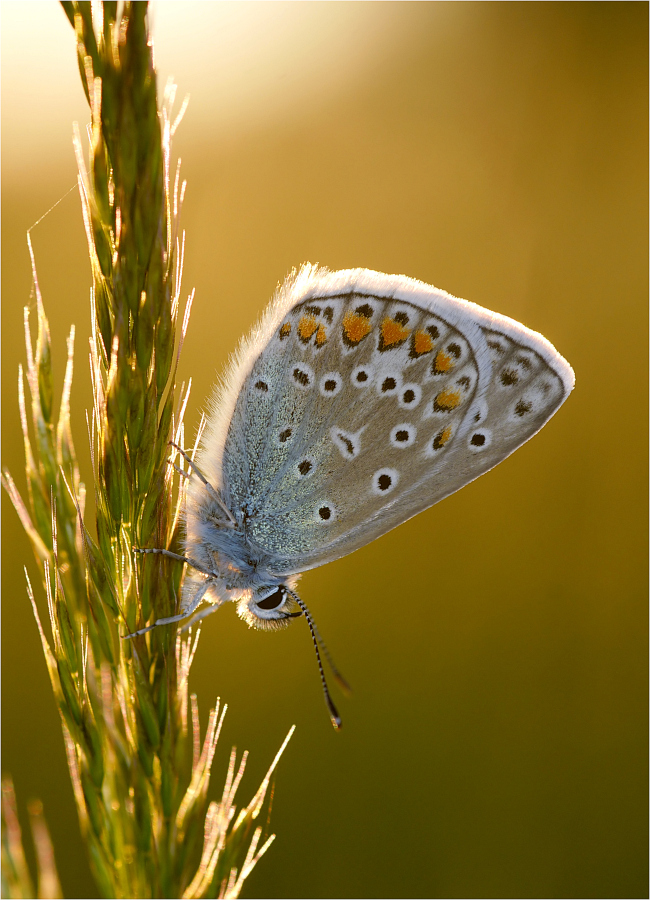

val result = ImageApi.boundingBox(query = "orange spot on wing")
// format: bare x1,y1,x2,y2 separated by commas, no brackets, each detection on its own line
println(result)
298,315,318,341
412,330,434,355
433,425,452,449
279,323,291,338
433,350,454,373
434,389,461,412
315,324,327,346
380,316,410,348
342,311,373,345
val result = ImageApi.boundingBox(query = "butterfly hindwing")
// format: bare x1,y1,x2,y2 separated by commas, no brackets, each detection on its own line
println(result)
217,267,574,574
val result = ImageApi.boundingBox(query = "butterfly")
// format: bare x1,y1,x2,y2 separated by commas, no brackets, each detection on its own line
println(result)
132,265,574,728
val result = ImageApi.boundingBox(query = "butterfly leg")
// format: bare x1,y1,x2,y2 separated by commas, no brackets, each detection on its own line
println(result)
169,441,237,527
123,578,216,638
123,611,195,638
178,578,213,618
179,598,226,632
171,461,191,480
133,546,215,578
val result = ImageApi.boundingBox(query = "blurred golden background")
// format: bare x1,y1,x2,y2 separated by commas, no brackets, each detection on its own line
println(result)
2,2,647,897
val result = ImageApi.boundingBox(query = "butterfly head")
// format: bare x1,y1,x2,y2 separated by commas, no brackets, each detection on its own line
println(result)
237,584,303,631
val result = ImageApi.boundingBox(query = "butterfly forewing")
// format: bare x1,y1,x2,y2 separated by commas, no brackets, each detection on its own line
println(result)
218,270,573,575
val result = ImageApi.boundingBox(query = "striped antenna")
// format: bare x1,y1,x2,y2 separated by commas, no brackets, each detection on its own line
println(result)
288,592,346,730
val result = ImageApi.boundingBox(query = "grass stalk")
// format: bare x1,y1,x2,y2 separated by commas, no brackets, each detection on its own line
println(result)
2,3,293,896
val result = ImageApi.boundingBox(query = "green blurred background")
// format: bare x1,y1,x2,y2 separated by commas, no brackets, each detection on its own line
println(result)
2,3,647,898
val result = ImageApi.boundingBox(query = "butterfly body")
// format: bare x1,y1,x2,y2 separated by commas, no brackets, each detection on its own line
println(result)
176,265,573,633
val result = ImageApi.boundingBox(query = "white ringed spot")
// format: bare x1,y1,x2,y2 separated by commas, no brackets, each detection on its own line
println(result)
376,371,402,397
351,364,374,388
390,423,417,449
371,467,400,496
398,383,422,409
468,429,492,452
319,372,343,397
290,361,315,390
314,501,337,523
331,426,363,459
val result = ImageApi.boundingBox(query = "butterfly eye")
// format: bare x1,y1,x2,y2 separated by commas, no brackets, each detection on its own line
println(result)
238,587,301,631
257,588,286,610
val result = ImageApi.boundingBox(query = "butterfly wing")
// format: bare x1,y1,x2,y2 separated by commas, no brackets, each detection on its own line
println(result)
199,266,574,576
